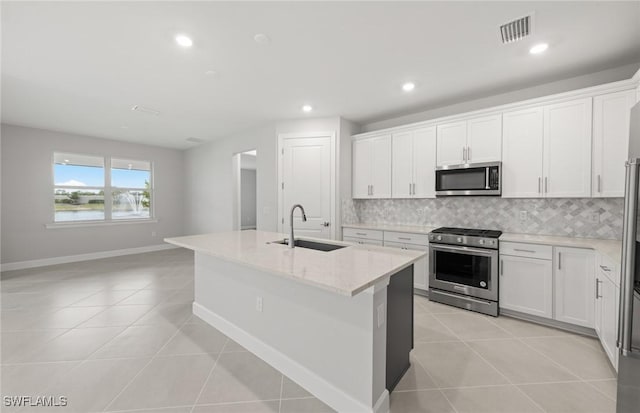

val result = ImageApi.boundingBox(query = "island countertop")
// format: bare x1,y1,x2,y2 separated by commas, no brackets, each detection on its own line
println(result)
165,230,425,296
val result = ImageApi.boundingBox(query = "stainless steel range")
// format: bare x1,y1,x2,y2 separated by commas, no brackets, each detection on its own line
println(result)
428,227,502,316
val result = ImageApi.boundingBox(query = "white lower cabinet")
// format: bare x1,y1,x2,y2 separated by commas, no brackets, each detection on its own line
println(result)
499,244,595,328
554,247,596,328
384,240,429,291
343,227,428,292
500,254,553,319
595,259,620,370
342,236,383,247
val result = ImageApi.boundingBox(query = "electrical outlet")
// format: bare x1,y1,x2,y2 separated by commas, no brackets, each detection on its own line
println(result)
256,297,263,312
377,304,385,328
589,212,600,224
519,211,528,222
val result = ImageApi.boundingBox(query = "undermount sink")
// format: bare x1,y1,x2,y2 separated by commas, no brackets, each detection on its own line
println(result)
272,239,347,252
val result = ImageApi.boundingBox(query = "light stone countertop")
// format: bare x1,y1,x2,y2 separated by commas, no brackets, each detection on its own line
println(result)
342,223,622,275
499,233,622,264
165,230,425,297
343,223,436,234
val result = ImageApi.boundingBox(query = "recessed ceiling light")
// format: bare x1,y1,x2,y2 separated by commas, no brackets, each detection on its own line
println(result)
175,34,193,48
529,43,548,55
402,82,416,92
254,33,271,44
302,105,313,113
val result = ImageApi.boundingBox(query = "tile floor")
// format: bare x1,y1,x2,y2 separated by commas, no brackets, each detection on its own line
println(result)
1,249,617,413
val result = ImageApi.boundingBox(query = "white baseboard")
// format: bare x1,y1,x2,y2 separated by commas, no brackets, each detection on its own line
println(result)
193,302,387,413
1,244,179,272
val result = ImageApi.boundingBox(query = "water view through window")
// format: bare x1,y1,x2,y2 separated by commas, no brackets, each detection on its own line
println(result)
53,153,152,222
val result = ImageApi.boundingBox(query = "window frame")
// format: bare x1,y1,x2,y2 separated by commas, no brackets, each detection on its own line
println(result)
50,152,155,226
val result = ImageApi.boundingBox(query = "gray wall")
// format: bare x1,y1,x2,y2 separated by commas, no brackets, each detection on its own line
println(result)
240,169,257,229
362,62,640,132
1,124,185,264
184,117,356,237
184,123,278,235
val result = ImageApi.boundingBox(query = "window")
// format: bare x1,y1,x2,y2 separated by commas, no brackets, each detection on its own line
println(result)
53,152,153,223
111,158,152,220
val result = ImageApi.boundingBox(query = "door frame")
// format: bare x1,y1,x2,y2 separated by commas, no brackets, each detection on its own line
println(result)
277,131,337,240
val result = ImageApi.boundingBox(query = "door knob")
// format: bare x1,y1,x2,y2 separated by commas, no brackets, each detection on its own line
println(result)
321,222,330,227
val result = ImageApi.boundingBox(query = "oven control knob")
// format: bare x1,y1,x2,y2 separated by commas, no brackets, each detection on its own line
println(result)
437,235,442,241
480,281,487,288
479,239,485,245
457,237,462,243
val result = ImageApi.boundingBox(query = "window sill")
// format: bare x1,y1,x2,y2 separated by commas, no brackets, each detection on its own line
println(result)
45,219,158,229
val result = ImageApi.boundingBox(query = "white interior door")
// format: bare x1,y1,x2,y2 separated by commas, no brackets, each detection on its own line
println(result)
282,137,332,239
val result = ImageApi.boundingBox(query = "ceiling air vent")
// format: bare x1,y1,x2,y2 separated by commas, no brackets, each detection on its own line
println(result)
499,15,532,44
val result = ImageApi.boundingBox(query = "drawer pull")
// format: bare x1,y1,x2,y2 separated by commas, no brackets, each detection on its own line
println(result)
513,248,536,253
356,232,367,236
599,265,611,272
398,237,412,241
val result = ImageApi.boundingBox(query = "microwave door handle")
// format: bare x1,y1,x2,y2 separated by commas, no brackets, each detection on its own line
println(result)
485,167,490,189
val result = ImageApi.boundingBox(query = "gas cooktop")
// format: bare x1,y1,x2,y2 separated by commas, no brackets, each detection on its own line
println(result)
431,227,503,238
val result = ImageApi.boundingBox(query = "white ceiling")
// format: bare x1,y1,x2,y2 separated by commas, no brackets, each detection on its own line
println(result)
2,1,640,149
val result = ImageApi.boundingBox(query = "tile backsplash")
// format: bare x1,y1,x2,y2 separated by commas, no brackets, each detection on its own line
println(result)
343,198,624,240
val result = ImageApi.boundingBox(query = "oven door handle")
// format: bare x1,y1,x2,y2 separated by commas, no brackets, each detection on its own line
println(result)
430,243,497,256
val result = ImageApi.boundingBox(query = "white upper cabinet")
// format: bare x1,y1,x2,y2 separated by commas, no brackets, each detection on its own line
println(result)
391,131,413,198
592,89,636,197
413,127,437,198
466,114,502,163
502,107,545,198
436,115,501,166
392,127,436,198
436,121,467,166
352,134,392,199
543,98,593,198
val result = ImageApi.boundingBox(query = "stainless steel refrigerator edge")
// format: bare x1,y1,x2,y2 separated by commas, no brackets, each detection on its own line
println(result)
617,101,640,413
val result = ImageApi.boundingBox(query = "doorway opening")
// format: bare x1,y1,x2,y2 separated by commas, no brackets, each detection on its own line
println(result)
232,150,257,231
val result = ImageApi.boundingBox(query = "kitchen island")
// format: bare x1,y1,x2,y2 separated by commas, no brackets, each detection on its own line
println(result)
164,230,425,413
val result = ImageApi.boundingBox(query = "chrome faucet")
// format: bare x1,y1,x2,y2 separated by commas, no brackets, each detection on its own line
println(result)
289,204,307,248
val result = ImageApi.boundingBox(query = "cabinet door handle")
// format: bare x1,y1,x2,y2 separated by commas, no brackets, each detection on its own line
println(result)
462,148,466,162
412,183,416,195
558,252,561,270
500,260,504,276
371,185,374,196
409,183,412,195
467,146,471,162
545,177,548,194
596,278,602,299
599,265,611,272
538,177,542,194
597,175,601,193
514,248,536,253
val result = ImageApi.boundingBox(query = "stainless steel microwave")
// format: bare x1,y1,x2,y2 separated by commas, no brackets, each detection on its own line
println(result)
435,162,501,196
